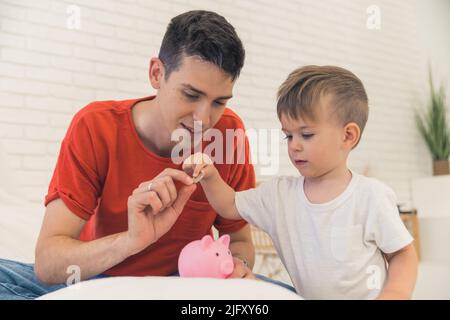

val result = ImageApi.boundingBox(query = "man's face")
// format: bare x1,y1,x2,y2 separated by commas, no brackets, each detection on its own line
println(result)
153,55,235,143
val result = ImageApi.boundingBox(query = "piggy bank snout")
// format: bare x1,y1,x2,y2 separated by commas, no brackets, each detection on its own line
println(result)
220,260,234,276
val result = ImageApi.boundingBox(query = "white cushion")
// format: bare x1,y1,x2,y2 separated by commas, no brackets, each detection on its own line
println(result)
38,276,303,300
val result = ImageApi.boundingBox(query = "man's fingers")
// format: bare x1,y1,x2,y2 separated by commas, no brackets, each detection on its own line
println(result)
157,168,194,185
172,184,197,214
135,180,154,195
152,184,172,209
135,170,193,196
131,190,163,213
148,192,163,213
165,179,178,204
153,185,196,229
133,171,194,212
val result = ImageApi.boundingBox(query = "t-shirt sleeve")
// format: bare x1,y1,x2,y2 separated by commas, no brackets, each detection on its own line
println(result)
235,179,277,234
213,125,256,234
365,184,414,254
44,114,102,221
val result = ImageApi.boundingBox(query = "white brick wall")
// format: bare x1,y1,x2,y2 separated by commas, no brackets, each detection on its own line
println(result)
0,0,448,206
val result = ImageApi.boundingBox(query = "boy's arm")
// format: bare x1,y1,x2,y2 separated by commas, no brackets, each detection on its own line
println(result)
199,163,256,278
199,165,242,220
182,153,241,220
377,243,418,299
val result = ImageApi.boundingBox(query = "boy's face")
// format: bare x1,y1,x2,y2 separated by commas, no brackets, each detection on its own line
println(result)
150,55,234,142
280,95,349,178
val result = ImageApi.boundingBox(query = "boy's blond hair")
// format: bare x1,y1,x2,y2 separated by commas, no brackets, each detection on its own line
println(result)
277,65,369,146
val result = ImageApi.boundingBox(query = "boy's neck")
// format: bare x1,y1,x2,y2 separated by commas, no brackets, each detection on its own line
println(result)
303,165,352,204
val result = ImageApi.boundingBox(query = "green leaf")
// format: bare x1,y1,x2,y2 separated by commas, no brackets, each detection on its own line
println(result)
415,67,450,160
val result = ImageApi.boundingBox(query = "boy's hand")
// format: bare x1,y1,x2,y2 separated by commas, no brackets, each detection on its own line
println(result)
228,257,256,279
182,152,215,183
183,152,240,221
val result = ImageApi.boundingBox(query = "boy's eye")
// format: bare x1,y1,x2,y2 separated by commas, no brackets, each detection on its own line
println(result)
302,134,314,139
283,135,292,140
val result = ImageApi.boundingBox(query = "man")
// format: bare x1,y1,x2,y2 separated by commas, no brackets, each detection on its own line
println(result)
0,10,258,300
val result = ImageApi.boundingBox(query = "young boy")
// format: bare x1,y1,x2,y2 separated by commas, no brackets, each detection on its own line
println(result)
182,65,418,300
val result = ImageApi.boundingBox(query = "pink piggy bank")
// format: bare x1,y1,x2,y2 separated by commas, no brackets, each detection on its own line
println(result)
178,234,234,278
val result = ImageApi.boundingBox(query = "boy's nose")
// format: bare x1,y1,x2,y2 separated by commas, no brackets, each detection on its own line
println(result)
291,137,303,152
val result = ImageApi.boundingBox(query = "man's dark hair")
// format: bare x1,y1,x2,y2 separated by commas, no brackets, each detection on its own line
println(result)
158,10,245,81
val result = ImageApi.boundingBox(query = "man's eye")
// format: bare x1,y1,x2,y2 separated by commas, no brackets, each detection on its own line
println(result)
213,101,226,107
185,92,199,100
302,134,314,139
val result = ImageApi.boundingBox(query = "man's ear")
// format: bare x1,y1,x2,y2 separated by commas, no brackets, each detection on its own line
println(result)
148,57,165,89
343,122,361,150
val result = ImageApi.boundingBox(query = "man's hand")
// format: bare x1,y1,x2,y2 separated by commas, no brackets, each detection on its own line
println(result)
126,168,196,255
228,257,256,279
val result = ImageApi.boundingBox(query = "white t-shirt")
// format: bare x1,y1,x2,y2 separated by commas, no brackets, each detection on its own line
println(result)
235,171,413,300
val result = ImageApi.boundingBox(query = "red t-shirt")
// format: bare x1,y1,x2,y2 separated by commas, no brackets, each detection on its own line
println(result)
44,96,256,276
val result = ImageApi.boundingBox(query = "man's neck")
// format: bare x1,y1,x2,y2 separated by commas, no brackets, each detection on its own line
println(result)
132,97,175,158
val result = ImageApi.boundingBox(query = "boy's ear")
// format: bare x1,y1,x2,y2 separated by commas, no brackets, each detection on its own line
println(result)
148,57,165,89
343,122,361,149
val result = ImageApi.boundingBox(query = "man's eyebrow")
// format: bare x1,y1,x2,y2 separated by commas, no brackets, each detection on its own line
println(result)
181,83,233,100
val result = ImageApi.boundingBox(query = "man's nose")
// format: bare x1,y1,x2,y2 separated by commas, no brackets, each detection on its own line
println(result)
193,103,211,129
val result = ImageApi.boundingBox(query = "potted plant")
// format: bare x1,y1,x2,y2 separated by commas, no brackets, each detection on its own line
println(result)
415,68,450,175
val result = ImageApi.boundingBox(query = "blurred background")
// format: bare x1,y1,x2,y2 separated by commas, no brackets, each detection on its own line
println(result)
0,0,449,298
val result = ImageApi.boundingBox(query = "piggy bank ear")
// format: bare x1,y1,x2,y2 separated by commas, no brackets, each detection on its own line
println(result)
218,234,230,247
200,235,214,249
